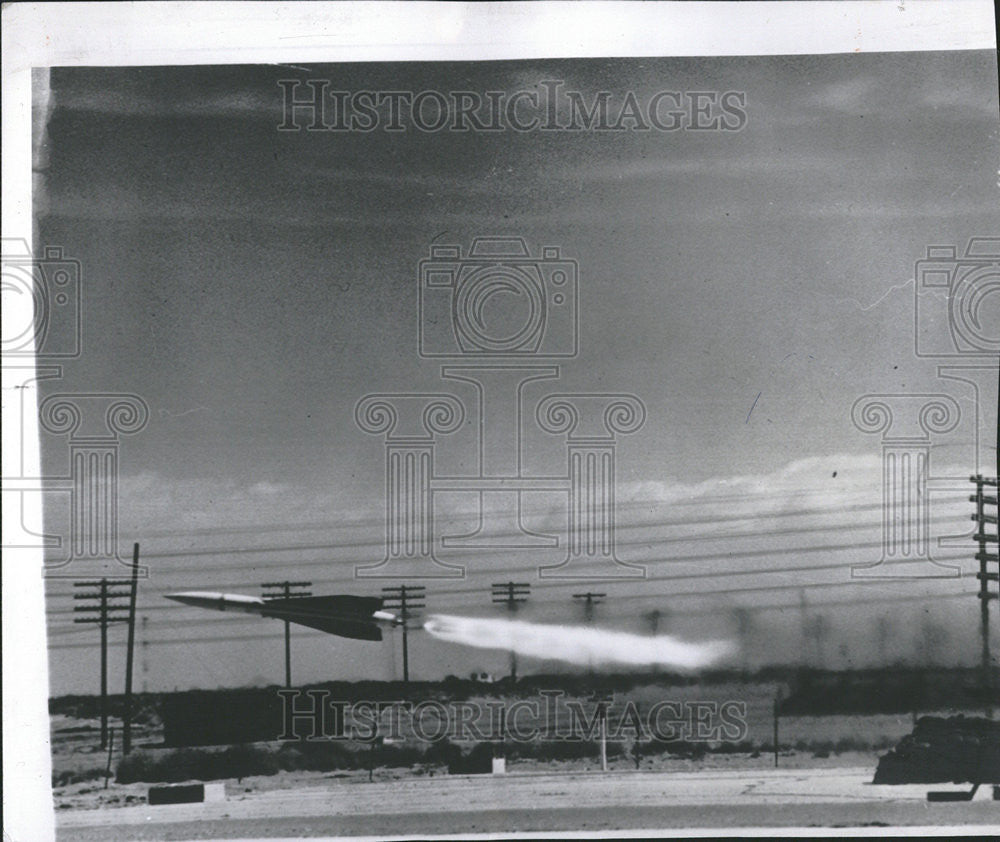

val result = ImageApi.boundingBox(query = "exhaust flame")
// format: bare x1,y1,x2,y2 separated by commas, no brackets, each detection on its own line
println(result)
423,614,734,671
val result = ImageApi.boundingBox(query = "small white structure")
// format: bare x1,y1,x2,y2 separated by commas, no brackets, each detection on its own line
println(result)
203,782,226,802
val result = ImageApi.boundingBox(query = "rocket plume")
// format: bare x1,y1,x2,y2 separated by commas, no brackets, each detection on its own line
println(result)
423,614,734,671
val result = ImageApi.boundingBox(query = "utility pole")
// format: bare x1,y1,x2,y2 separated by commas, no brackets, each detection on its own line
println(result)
261,580,313,688
876,615,893,667
591,693,613,772
773,687,782,768
573,592,606,624
599,705,608,771
492,582,529,682
806,614,829,668
140,615,149,693
574,592,605,677
381,585,425,685
122,543,140,754
971,475,998,716
798,589,810,669
645,609,664,675
733,607,753,677
73,578,131,749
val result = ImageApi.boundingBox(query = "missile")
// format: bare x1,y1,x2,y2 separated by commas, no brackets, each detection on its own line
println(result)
165,591,399,641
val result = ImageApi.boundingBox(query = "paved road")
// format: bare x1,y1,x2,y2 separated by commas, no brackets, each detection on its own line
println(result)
56,768,1000,840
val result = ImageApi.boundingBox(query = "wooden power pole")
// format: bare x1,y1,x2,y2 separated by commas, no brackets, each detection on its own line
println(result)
971,475,998,716
261,580,313,687
381,585,425,685
122,542,141,754
492,581,530,682
73,578,130,749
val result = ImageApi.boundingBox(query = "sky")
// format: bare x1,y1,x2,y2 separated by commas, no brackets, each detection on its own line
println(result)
33,52,999,694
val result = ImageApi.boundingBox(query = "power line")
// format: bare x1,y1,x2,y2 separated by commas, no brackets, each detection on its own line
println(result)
45,589,980,651
60,496,969,574
119,484,944,542
42,515,975,608
46,549,976,630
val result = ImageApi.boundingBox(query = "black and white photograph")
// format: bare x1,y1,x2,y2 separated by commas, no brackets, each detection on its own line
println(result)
3,2,999,840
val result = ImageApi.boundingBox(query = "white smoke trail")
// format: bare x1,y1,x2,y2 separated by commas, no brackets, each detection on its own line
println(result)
423,614,735,671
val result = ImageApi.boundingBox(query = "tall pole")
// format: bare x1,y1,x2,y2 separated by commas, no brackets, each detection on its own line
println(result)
733,608,752,677
382,585,425,686
492,582,529,682
122,543,140,754
284,583,292,688
141,616,149,693
573,593,605,677
645,610,664,675
799,589,809,668
971,475,998,717
599,704,608,772
401,587,409,684
73,579,130,751
573,592,606,625
773,688,781,768
100,579,108,750
262,580,312,687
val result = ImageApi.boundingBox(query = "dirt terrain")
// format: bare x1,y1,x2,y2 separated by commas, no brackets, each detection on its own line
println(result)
54,765,1000,840
48,689,999,839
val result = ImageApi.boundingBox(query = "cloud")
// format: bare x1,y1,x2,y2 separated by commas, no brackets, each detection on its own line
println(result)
101,471,378,538
53,85,276,120
803,75,878,113
45,449,965,555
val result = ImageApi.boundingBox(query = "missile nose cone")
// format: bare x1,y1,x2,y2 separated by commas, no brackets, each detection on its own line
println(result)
165,591,214,608
165,591,264,614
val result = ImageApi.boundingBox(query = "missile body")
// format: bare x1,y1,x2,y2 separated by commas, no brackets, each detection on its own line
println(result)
165,591,398,641
167,591,266,613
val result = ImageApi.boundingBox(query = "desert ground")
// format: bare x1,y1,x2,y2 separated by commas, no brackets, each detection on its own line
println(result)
51,712,1000,840
54,763,1000,841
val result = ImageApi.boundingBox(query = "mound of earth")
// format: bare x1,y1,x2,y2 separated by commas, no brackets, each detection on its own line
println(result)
873,715,1000,784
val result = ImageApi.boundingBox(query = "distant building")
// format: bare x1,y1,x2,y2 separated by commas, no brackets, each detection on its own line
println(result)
470,671,495,683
